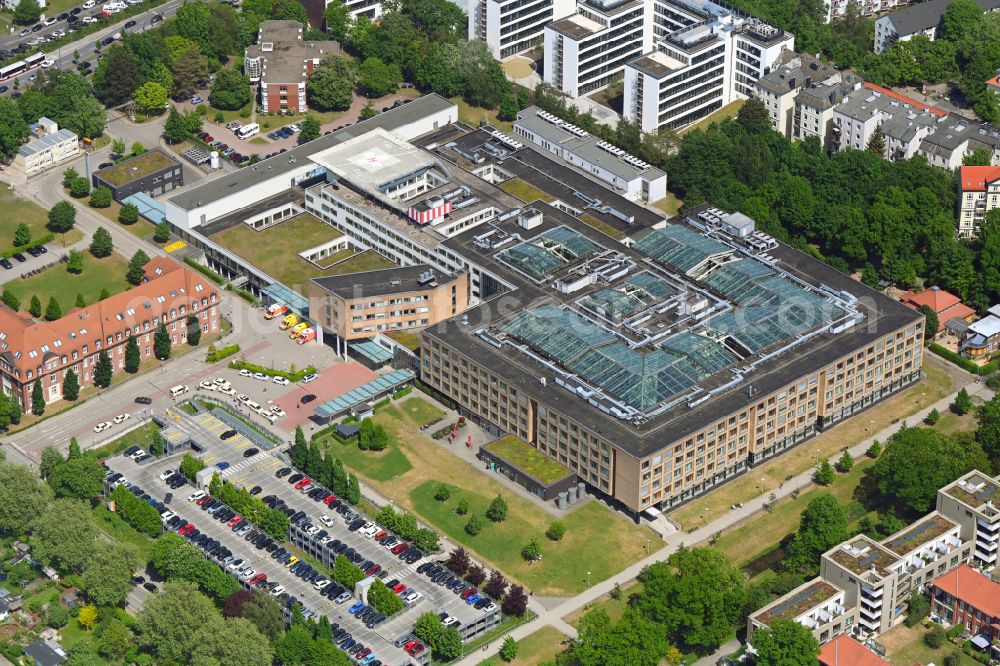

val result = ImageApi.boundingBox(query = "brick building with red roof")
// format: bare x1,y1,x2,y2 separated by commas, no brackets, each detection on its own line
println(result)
930,564,1000,644
958,165,1000,238
899,286,976,335
818,635,891,666
0,257,219,409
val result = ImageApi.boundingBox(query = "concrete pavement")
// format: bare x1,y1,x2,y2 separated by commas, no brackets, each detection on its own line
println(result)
456,374,995,665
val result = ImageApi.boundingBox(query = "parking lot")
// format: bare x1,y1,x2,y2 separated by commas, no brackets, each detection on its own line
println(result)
103,410,498,665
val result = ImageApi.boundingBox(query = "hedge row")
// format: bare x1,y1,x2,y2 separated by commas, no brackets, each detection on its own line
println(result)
183,257,226,285
3,233,56,259
206,343,241,363
928,343,997,376
227,360,317,382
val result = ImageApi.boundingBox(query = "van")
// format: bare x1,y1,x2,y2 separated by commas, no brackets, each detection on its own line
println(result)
235,123,260,140
169,385,189,397
279,313,298,330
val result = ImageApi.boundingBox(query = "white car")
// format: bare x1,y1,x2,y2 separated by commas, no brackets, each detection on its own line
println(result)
81,16,97,23
199,379,215,391
270,406,286,418
319,515,334,527
239,569,255,581
227,559,244,571
481,603,497,613
159,469,175,480
113,413,130,424
236,394,250,404
129,448,147,459
301,373,318,384
403,591,422,604
213,377,231,389
44,16,57,25
253,372,267,381
218,386,236,397
361,523,378,538
93,422,112,433
270,585,285,596
239,369,252,378
314,579,330,591
272,375,289,386
188,491,206,501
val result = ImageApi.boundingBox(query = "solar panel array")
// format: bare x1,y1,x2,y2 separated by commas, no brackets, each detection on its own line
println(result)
502,305,737,410
634,225,730,274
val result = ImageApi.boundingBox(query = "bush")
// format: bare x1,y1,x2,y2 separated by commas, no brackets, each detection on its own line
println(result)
929,343,983,374
464,513,482,536
183,257,225,284
946,624,964,640
206,343,240,363
392,386,412,400
227,360,316,382
434,484,451,502
89,186,113,208
546,520,566,541
925,625,946,649
69,176,91,198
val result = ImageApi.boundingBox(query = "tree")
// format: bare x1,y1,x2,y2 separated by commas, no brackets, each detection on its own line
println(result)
69,176,91,198
502,584,528,616
413,612,442,645
242,592,285,641
97,620,132,661
925,624,946,649
2,288,20,312
137,581,224,664
170,43,208,98
751,620,820,666
62,251,83,278
89,186,113,209
307,56,357,111
43,296,62,322
126,250,150,285
75,293,86,308
918,304,939,339
634,548,748,651
368,579,404,615
67,438,81,460
210,69,253,110
499,636,518,662
940,0,984,42
28,295,42,318
906,590,930,627
31,499,97,571
186,315,201,346
83,541,140,607
163,107,190,144
94,350,113,388
465,513,483,536
333,554,366,588
324,0,351,40
0,460,53,534
131,81,169,115
131,141,146,156
111,137,127,158
867,427,990,513
784,495,849,573
13,0,41,24
867,123,886,156
125,336,140,373
359,100,378,120
118,202,140,225
32,378,45,415
926,407,941,425
63,370,80,401
40,446,65,480
89,227,113,258
953,388,973,415
274,623,313,665
94,46,142,106
457,497,469,515
814,459,835,485
485,569,508,600
545,520,566,541
223,589,255,618
48,201,77,232
434,484,452,501
433,626,462,661
838,450,854,473
298,115,321,144
358,57,402,97
154,219,171,243
78,604,98,630
964,148,992,166
13,223,31,247
521,538,542,561
486,494,508,522
737,97,771,134
150,428,165,456
346,473,361,504
867,439,882,458
466,563,486,586
564,607,669,666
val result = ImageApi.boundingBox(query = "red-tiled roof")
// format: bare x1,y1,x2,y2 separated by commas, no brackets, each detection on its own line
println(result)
863,82,948,118
901,288,960,314
0,257,217,381
931,564,1000,618
819,635,891,666
960,165,1000,192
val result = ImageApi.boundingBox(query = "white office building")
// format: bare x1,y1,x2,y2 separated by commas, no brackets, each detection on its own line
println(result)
623,0,791,132
470,0,575,59
12,118,80,177
513,106,667,201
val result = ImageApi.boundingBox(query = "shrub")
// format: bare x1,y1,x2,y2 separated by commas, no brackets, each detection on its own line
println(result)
89,186,113,208
434,484,451,502
206,344,241,363
464,513,482,536
227,360,316,382
183,257,225,284
924,625,945,649
546,520,566,541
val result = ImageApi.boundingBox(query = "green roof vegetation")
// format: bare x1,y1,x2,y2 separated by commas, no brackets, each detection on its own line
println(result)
98,149,179,186
485,435,572,485
385,330,422,351
499,178,555,204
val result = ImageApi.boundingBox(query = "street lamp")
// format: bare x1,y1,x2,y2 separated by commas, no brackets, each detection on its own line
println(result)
645,539,650,555
586,570,591,588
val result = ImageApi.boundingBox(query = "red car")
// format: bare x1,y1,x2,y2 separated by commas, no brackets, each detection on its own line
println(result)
178,523,195,535
294,477,311,489
323,495,338,505
196,496,212,506
227,516,242,527
411,645,425,656
404,641,418,653
392,583,406,594
391,543,408,555
250,573,267,585
367,564,382,576
461,587,478,600
203,135,214,143
374,530,387,540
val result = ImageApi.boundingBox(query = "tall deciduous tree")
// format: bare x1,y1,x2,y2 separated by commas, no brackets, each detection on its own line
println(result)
751,619,820,666
307,56,357,111
784,494,848,573
89,227,114,258
0,460,53,534
31,498,97,571
83,541,141,607
47,201,77,233
323,0,351,40
210,69,253,110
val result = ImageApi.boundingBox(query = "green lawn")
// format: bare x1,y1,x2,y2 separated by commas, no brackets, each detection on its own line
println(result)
478,625,568,666
650,193,684,217
566,581,642,628
679,100,745,135
0,189,83,250
212,213,393,293
411,483,655,595
881,622,981,666
485,435,573,485
90,422,161,458
500,178,555,204
90,504,155,562
397,397,444,427
451,97,513,132
317,415,414,482
4,251,132,315
92,199,158,241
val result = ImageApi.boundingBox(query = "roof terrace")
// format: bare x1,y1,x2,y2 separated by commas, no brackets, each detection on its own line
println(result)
945,472,1000,509
754,580,840,626
828,537,899,577
882,514,957,556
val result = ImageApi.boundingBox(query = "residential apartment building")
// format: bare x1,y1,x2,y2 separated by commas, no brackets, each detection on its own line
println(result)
958,165,1000,238
543,0,647,97
818,635,891,666
917,115,1000,171
831,84,946,159
12,117,79,177
513,106,667,202
0,258,219,410
754,51,839,138
470,0,575,59
308,266,468,351
297,0,381,27
623,0,792,132
930,565,1000,650
750,470,1000,646
244,20,340,113
874,0,1000,53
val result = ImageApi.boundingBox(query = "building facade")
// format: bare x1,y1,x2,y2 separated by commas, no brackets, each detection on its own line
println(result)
874,0,1000,53
930,565,1000,645
92,149,184,201
12,118,80,177
244,20,340,113
831,84,945,159
0,258,220,410
470,0,575,59
958,165,1000,238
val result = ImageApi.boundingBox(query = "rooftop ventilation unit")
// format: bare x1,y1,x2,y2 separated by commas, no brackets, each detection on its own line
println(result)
491,130,523,151
563,124,587,137
390,278,401,286
417,270,436,286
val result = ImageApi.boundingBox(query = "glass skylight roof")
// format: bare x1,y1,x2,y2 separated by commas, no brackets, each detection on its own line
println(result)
579,272,679,321
501,226,601,279
634,225,730,274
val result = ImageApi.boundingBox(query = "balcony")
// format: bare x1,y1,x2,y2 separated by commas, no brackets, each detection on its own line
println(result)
861,586,883,599
860,603,881,620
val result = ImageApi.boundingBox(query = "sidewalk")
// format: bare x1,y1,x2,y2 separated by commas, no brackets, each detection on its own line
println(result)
456,376,994,665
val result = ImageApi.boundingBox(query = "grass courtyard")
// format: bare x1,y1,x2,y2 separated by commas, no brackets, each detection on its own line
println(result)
3,251,132,315
452,97,514,132
671,363,954,531
0,189,83,250
332,391,657,595
566,581,643,628
211,213,394,292
880,622,981,666
478,626,569,666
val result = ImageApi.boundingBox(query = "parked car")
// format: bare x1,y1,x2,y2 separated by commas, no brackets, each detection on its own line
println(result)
135,396,152,404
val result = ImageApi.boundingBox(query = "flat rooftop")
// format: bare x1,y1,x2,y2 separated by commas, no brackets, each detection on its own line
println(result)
629,50,687,77
944,472,1000,509
828,537,899,577
548,13,604,39
882,513,957,556
311,265,457,299
311,128,439,196
754,580,840,626
96,149,178,186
